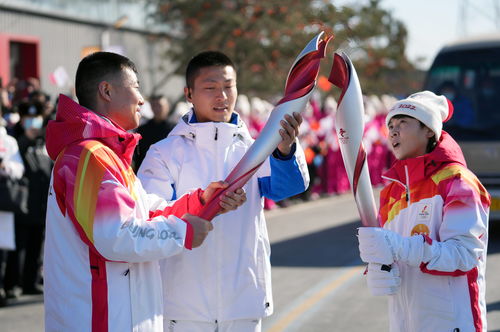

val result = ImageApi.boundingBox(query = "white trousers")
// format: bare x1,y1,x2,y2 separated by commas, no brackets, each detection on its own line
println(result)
165,318,262,332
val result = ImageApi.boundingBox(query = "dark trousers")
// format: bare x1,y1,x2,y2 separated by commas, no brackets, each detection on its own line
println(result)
4,223,44,291
0,250,5,290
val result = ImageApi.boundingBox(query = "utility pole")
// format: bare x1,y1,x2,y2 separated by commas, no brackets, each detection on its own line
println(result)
101,15,128,51
459,0,468,37
494,0,500,29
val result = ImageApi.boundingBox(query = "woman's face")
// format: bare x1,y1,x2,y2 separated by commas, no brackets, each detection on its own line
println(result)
388,116,434,160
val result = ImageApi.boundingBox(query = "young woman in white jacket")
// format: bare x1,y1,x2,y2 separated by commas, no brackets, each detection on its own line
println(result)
358,91,490,332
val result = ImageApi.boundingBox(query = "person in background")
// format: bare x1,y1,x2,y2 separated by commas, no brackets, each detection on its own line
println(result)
134,94,176,170
3,101,52,297
438,80,474,127
0,78,11,114
0,78,19,136
358,91,490,332
0,107,25,306
29,90,56,124
477,76,500,124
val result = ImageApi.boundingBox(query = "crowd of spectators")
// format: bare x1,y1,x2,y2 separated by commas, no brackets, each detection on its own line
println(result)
0,77,54,306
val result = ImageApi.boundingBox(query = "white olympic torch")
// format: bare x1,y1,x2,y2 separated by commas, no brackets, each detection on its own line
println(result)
199,32,332,220
328,52,378,227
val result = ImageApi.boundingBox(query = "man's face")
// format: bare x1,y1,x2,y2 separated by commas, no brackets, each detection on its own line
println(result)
22,115,44,139
108,67,144,130
151,97,170,121
186,65,237,123
388,116,434,160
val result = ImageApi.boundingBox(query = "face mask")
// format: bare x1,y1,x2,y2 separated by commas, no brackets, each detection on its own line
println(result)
442,92,455,101
23,116,43,130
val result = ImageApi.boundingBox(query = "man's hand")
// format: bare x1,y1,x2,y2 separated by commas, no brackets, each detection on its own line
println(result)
201,181,247,215
277,112,303,155
182,214,213,248
218,188,246,214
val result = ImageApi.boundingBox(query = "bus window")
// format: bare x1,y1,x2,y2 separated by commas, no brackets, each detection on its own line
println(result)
424,46,500,140
424,36,500,220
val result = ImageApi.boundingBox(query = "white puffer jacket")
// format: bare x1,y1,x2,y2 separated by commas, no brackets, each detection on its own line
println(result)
379,132,490,332
138,110,309,322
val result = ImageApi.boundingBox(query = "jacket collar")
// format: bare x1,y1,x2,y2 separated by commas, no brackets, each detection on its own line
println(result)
46,94,140,165
383,131,466,185
169,109,253,145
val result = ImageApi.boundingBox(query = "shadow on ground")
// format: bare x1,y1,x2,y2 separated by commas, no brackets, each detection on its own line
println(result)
271,220,362,268
488,300,500,313
489,222,500,255
1,294,43,308
271,219,500,267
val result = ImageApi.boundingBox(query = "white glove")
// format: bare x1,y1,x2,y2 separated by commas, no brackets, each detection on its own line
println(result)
358,227,428,266
366,263,400,296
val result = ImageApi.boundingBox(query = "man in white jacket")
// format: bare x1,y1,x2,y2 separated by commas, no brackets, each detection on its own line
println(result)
138,51,309,332
43,52,246,332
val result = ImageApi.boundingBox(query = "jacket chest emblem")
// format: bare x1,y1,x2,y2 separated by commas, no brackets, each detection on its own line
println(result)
410,203,432,236
411,223,430,236
416,202,432,221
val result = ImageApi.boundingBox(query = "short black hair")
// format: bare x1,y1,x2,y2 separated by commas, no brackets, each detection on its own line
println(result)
75,52,137,109
390,114,437,153
185,51,235,89
17,101,44,117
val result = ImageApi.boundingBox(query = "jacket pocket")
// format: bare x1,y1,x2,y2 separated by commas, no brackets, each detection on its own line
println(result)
414,273,456,329
256,234,272,290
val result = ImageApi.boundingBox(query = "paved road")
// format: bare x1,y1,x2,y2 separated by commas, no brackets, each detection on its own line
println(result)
1,194,499,332
263,195,500,332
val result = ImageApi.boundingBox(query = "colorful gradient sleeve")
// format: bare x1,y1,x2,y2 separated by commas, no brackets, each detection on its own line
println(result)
52,140,201,261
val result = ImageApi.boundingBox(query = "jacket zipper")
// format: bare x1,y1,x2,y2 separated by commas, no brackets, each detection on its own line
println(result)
403,164,411,330
382,169,411,330
214,123,220,320
404,165,410,202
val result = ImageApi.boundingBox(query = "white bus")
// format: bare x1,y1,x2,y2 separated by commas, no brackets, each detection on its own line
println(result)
424,34,500,220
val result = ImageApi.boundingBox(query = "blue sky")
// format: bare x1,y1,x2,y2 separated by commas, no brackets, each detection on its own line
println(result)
339,0,500,69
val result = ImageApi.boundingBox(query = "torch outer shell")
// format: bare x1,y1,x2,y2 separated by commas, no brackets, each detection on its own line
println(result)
335,53,378,227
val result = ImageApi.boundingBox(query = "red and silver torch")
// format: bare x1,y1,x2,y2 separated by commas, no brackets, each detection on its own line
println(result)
328,52,378,227
199,32,332,220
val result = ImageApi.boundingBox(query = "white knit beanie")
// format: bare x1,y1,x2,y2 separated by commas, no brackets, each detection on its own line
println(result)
386,91,454,140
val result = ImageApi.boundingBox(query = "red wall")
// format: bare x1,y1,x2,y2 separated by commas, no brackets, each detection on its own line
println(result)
0,33,40,86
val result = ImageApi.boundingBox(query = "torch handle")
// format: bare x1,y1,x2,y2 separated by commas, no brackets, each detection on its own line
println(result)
198,164,262,221
198,187,226,221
